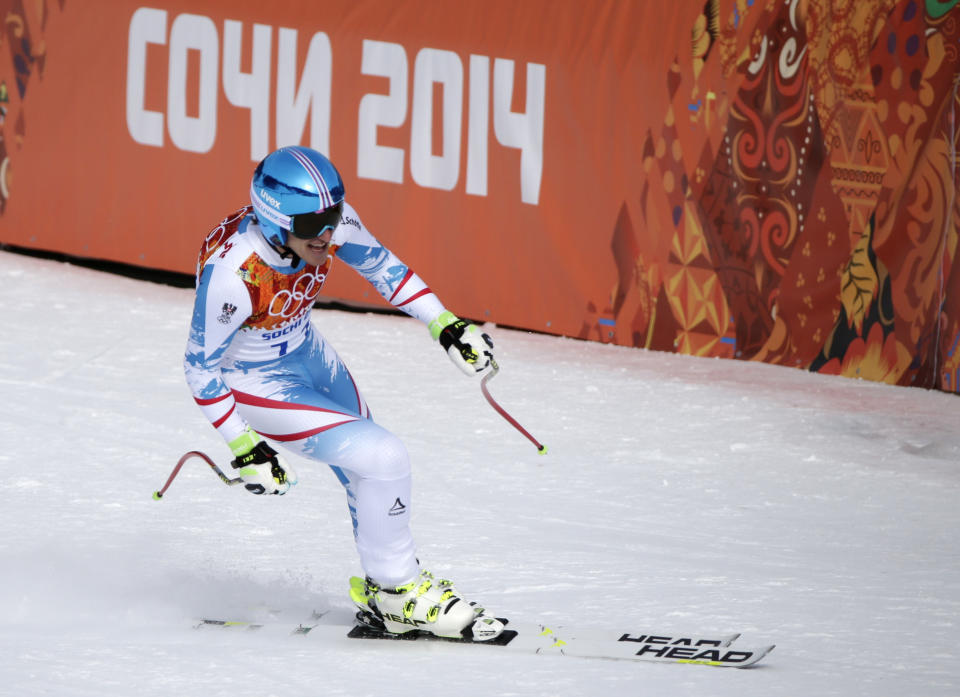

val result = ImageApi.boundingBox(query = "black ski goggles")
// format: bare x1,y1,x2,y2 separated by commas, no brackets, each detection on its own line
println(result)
289,201,344,239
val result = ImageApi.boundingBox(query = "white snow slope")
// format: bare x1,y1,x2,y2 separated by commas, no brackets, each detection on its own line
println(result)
1,249,958,697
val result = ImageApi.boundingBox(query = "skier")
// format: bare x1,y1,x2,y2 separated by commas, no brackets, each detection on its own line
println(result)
184,145,502,641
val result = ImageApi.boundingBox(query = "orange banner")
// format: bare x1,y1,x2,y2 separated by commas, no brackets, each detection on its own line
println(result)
1,0,958,393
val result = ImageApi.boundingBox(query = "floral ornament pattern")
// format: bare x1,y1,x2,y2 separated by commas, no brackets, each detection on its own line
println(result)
595,0,960,393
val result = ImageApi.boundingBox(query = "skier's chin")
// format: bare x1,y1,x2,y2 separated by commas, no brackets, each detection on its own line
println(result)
302,247,330,265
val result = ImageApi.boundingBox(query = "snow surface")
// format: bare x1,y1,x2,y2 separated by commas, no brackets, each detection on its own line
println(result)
1,249,959,697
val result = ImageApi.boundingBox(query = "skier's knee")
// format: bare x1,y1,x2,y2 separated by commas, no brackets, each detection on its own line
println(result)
363,430,410,481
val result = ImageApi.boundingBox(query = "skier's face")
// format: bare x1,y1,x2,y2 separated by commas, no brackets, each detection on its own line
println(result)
285,229,334,266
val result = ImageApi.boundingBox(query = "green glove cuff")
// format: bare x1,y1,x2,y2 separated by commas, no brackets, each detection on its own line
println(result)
429,310,459,341
229,428,262,457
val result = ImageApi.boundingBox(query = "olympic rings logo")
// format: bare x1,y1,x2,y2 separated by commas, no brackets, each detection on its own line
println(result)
268,267,328,318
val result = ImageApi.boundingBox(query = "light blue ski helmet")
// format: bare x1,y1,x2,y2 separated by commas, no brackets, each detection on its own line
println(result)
250,146,345,246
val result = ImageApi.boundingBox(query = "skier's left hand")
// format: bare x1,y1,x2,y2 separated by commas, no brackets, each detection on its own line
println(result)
433,312,494,376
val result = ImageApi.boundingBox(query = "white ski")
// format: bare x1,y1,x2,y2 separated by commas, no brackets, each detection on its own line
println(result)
194,611,774,668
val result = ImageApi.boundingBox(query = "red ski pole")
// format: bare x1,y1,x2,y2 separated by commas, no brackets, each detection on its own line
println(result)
152,450,243,500
480,360,547,454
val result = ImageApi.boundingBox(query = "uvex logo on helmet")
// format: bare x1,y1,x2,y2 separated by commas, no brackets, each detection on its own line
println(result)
260,188,281,209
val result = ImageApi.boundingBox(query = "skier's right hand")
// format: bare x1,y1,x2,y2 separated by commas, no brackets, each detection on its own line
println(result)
229,429,297,495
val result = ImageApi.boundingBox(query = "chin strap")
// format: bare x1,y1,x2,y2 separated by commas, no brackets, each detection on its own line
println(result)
270,240,300,264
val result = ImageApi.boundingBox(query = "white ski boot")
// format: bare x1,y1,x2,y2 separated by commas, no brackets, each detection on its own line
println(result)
350,571,505,641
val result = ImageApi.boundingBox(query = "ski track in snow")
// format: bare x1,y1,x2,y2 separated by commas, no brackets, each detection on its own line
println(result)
1,250,958,696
